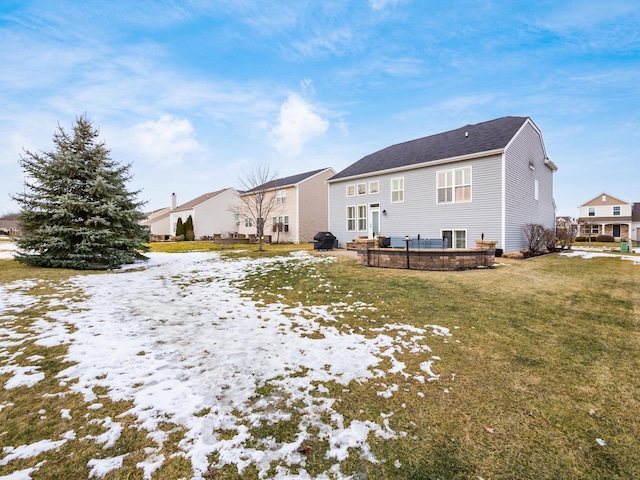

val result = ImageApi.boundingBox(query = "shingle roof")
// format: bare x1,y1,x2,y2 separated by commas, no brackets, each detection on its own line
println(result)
172,189,229,212
243,168,330,194
329,116,529,181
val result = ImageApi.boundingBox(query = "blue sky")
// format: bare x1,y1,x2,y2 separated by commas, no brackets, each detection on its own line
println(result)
1,0,638,217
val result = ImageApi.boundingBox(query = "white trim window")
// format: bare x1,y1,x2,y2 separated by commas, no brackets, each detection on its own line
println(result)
357,183,367,195
245,217,253,228
613,206,620,216
391,177,404,203
588,207,595,217
347,206,356,231
438,167,471,204
442,229,467,249
272,216,289,232
276,190,286,204
346,185,355,197
358,205,367,231
369,181,379,194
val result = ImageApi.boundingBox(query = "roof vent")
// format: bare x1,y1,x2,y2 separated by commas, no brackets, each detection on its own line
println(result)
602,195,607,201
465,131,468,137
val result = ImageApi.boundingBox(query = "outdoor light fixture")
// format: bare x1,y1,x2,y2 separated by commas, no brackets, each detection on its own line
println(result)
382,209,387,215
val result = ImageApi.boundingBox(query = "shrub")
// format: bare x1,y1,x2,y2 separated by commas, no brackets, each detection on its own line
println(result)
523,223,546,257
596,234,615,242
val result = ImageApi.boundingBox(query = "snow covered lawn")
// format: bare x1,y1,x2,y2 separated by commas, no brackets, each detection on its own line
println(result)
0,251,451,479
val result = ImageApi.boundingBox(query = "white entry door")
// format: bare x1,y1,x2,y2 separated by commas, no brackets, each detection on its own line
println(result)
369,206,380,239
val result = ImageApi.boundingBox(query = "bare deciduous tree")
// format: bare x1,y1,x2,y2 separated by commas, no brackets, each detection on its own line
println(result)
556,216,578,250
237,163,283,252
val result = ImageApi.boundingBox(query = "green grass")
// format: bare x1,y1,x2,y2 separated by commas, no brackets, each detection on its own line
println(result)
0,249,638,479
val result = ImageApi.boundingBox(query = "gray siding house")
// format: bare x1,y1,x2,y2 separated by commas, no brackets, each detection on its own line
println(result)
327,117,557,253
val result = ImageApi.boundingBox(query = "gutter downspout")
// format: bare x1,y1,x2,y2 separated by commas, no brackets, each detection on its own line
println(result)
501,152,506,251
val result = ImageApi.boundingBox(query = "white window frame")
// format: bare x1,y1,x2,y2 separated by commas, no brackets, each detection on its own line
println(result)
588,207,595,217
346,185,355,197
442,229,467,249
276,189,286,204
613,206,620,216
357,205,367,231
391,177,404,203
347,206,356,232
357,183,367,195
245,217,253,228
437,166,471,204
369,181,379,194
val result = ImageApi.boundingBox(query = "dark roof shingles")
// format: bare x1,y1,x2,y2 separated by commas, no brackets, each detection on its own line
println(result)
330,116,529,180
244,168,328,194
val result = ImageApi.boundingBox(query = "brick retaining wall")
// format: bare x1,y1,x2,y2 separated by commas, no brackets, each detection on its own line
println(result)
355,239,496,271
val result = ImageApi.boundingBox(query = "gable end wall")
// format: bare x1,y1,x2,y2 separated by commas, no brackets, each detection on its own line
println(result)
504,122,555,252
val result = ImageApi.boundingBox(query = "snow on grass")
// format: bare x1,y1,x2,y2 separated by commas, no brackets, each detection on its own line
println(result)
0,243,17,260
0,439,67,466
0,251,450,478
561,250,640,264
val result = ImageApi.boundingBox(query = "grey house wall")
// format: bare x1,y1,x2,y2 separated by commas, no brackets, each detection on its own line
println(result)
329,154,504,249
503,122,556,252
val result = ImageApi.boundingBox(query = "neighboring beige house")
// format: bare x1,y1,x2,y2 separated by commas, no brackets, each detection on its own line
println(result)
167,188,240,239
238,168,336,243
140,197,175,237
577,192,635,241
0,219,19,236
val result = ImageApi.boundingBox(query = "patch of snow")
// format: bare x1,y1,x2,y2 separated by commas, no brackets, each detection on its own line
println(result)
87,454,127,478
0,243,18,259
0,250,451,478
561,250,640,264
0,439,67,466
596,438,606,447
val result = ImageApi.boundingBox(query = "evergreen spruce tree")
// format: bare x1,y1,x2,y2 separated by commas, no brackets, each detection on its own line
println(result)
184,215,195,241
11,115,149,270
175,217,185,239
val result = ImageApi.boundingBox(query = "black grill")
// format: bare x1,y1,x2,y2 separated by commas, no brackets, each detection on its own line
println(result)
313,231,337,250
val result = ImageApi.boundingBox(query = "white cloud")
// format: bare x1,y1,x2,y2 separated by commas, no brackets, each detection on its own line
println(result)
131,115,203,167
269,93,329,157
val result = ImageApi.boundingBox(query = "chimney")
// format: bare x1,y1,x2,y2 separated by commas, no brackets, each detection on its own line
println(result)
170,193,177,210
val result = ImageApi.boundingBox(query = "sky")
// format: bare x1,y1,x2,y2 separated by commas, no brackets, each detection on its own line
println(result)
0,250,451,478
0,0,638,217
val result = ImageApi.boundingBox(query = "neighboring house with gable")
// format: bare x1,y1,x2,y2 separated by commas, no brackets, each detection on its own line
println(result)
327,116,558,254
0,219,19,236
238,168,336,243
577,193,637,241
141,197,175,238
167,188,240,239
